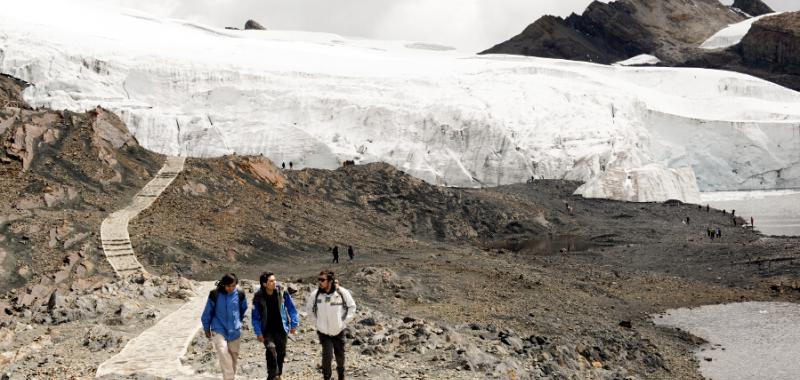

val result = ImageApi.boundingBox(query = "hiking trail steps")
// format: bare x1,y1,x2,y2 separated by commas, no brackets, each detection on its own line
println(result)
95,155,220,378
100,156,185,276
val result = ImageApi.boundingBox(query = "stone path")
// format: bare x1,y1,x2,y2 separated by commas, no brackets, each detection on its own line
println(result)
95,156,225,378
96,281,217,379
100,156,185,276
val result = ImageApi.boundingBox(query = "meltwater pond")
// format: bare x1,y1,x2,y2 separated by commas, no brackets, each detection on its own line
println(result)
702,190,800,236
653,302,800,380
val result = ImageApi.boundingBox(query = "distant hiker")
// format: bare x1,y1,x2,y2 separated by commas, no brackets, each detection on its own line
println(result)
751,216,754,229
252,272,299,380
332,246,339,264
732,217,737,226
706,204,710,212
305,270,357,380
723,209,727,215
716,227,722,239
282,162,286,170
347,245,354,261
732,209,736,217
686,216,690,225
289,161,293,170
201,273,248,380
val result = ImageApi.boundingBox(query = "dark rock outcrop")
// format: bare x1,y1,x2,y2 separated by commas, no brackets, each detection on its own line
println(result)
740,12,800,75
244,19,266,31
732,0,774,17
680,12,800,91
481,0,742,64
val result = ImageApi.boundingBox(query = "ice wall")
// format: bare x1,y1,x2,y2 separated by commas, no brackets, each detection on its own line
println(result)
1,0,800,202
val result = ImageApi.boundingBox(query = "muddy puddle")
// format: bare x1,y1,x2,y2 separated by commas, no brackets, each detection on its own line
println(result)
487,234,605,255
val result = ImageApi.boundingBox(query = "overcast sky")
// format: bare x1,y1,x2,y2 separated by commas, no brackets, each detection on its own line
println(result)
113,0,798,52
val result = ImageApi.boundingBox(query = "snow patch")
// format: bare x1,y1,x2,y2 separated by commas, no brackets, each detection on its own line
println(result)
700,12,782,50
613,54,661,66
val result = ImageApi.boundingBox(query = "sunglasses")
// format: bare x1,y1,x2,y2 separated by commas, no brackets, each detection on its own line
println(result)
318,278,328,282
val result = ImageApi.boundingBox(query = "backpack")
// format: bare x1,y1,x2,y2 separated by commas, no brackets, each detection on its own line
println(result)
311,288,349,320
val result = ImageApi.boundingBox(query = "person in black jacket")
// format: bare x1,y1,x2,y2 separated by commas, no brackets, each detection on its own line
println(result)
252,272,299,380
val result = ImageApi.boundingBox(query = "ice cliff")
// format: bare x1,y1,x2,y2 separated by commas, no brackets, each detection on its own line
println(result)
1,0,799,202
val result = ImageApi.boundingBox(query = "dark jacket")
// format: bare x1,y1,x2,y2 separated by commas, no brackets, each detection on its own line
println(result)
251,283,299,337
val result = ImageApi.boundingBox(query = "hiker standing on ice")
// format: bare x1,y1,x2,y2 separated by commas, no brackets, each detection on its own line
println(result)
305,270,357,380
252,272,299,380
201,273,248,380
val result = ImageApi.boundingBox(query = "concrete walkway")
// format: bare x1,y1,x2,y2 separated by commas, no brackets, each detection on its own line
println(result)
95,156,223,378
96,281,216,379
100,156,185,276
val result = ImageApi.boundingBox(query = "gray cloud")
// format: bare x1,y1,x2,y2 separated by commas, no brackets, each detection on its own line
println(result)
110,0,798,53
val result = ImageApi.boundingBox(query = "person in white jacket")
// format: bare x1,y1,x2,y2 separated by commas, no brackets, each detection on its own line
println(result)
305,270,357,380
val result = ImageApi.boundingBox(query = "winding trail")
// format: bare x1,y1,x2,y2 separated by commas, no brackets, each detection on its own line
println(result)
95,281,216,379
100,156,185,276
95,156,219,378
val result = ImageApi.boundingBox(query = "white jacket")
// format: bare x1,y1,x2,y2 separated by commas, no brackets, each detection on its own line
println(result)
304,286,357,336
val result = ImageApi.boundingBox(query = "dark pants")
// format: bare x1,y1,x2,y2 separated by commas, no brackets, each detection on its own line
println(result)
318,331,346,380
264,331,287,380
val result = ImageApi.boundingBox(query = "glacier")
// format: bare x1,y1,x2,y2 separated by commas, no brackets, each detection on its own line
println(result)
1,0,800,203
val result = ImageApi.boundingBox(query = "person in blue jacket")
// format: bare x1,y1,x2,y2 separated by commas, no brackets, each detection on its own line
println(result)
201,273,248,380
252,272,299,380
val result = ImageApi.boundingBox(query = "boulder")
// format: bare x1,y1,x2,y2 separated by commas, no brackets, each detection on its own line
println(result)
181,181,208,196
244,19,266,30
237,157,286,189
84,325,128,352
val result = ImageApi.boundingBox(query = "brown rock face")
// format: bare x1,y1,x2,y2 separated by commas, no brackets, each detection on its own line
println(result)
244,19,266,30
740,12,800,75
732,0,774,17
481,0,742,64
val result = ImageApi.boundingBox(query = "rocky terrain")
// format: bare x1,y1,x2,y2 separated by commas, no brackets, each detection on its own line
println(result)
482,0,800,91
0,74,169,378
1,72,799,380
131,150,800,379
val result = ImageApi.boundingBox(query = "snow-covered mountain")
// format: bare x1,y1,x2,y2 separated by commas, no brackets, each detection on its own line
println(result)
2,0,800,202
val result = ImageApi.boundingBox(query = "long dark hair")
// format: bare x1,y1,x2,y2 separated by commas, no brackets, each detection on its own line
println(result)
216,273,238,294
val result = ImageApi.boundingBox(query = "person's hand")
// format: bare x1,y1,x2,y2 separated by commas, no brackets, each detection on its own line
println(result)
204,330,212,339
289,328,297,335
257,335,265,343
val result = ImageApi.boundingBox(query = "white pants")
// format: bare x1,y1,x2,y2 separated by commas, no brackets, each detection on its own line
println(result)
211,332,241,380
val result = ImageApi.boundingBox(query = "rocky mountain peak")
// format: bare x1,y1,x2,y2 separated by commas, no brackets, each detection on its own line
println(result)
732,0,775,17
482,0,743,64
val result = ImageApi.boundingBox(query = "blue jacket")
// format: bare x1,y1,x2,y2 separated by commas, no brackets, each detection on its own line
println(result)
201,287,248,341
251,284,299,337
